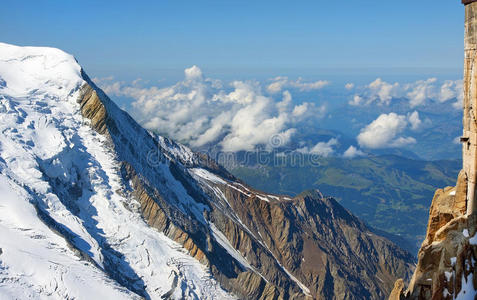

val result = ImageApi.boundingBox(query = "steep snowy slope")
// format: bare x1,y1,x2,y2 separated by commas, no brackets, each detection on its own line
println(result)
0,42,414,299
0,43,232,299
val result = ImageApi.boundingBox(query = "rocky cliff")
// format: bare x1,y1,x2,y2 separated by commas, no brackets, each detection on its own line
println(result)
389,173,477,299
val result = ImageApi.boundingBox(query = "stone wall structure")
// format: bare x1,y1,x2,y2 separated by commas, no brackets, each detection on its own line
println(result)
462,0,477,215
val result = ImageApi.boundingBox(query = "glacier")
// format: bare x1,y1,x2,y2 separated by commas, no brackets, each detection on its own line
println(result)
0,42,233,299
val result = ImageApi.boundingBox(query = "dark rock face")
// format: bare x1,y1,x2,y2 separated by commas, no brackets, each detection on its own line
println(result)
77,74,414,299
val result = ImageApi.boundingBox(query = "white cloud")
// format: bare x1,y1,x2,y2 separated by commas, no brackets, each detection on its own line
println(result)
349,95,363,106
357,112,416,149
292,103,308,117
367,78,400,105
351,78,463,108
343,146,365,158
439,80,455,102
405,78,437,107
132,78,144,86
266,76,330,94
297,138,337,157
345,83,355,90
450,80,464,109
294,78,330,91
407,111,422,130
438,80,463,106
266,77,288,94
96,67,326,152
184,65,203,80
390,136,417,147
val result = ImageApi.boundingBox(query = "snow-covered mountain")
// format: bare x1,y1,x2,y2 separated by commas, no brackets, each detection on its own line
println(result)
0,43,231,299
0,42,414,299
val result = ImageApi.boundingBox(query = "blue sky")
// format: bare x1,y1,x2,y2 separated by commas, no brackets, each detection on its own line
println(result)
1,0,464,81
0,1,465,160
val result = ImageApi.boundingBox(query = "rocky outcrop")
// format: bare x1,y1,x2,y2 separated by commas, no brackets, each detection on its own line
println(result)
77,72,414,299
390,181,477,299
78,84,108,134
390,279,405,299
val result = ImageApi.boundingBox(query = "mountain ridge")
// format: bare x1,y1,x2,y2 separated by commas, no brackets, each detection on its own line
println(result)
228,152,461,252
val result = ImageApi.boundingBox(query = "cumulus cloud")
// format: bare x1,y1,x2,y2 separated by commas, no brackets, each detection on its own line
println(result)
367,78,400,105
266,77,287,94
405,78,438,107
351,78,463,108
449,80,464,109
266,76,330,94
407,111,422,130
349,95,363,106
343,146,366,158
440,80,463,103
297,138,338,157
96,66,326,152
357,112,416,149
184,65,203,80
345,83,355,90
292,102,308,117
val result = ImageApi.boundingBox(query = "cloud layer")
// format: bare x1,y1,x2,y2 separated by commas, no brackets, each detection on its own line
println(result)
349,78,463,108
266,76,330,94
95,67,326,152
95,71,459,156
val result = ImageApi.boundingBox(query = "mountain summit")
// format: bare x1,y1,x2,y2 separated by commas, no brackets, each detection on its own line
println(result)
0,42,413,299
